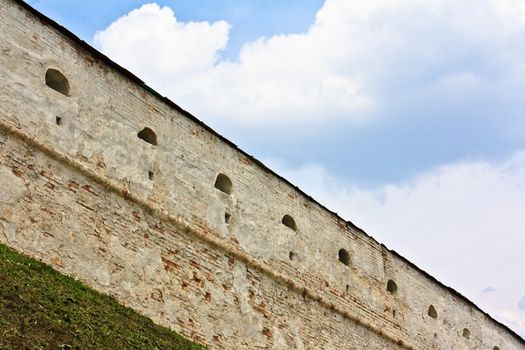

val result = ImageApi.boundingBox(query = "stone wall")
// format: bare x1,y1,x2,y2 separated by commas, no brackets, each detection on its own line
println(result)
0,0,523,348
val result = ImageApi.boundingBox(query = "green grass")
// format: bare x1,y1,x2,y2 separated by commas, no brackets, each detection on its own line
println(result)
0,243,205,350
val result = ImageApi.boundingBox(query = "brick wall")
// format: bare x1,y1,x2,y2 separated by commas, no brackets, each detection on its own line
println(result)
0,0,522,348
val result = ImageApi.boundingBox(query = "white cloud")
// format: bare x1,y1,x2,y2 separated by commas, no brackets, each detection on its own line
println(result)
94,0,525,128
94,4,230,93
93,1,376,126
267,152,525,337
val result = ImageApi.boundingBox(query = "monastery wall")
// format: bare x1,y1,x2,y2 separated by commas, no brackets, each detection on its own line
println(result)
0,0,523,348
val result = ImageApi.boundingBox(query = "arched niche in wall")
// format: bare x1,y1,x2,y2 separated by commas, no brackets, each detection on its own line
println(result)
338,248,351,266
386,279,398,295
281,215,297,231
45,68,70,96
462,328,470,339
428,305,438,319
214,173,232,195
137,127,158,146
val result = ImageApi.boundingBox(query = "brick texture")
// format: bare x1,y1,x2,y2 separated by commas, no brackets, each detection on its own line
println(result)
0,0,523,348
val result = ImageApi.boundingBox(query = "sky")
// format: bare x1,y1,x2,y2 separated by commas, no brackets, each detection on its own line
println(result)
27,0,525,338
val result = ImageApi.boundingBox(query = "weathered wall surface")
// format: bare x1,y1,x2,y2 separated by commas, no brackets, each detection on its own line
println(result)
0,133,404,349
0,0,523,349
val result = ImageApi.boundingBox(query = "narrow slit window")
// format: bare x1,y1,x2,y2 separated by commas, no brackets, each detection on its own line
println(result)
428,305,438,319
45,68,70,96
338,249,350,266
55,116,63,126
281,215,297,231
289,251,296,261
214,173,232,194
137,127,158,146
148,171,154,180
225,212,231,224
386,279,398,295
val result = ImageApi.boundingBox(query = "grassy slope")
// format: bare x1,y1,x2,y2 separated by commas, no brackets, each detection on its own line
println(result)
0,243,205,350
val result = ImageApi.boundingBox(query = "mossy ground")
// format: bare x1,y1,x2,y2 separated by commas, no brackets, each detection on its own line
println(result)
0,243,205,350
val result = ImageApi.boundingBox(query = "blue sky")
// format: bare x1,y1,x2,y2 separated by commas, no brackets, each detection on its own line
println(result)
27,0,324,61
28,0,525,185
27,0,525,336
